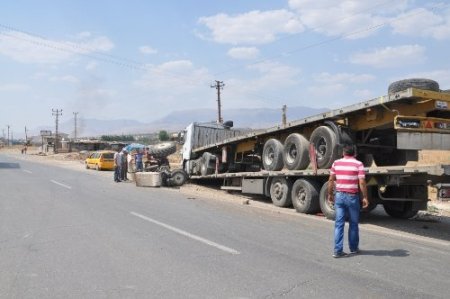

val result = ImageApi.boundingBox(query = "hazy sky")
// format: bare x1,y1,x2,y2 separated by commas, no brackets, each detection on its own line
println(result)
1,0,450,138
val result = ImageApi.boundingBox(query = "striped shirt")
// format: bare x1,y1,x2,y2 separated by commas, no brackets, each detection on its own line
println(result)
330,155,365,194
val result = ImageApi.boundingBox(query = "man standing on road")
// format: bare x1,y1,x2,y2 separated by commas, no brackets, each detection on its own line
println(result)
121,149,128,181
114,150,122,182
328,144,369,258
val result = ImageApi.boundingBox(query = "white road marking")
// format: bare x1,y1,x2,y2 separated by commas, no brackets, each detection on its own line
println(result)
130,211,240,255
23,170,32,174
50,180,72,190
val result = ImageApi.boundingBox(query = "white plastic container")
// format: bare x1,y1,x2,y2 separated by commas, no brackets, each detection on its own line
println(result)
135,172,161,187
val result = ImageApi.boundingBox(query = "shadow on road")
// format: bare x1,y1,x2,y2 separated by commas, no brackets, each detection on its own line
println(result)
0,162,21,169
360,207,450,244
357,249,409,257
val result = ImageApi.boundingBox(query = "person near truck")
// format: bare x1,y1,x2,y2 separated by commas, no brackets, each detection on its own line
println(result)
120,149,128,181
328,144,369,258
135,149,144,172
114,150,121,182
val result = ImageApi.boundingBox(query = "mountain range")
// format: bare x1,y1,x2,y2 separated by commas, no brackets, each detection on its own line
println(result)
34,106,328,138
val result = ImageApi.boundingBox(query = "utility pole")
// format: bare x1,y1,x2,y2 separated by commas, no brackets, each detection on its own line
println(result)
73,112,78,141
211,80,225,124
7,125,10,147
52,109,62,154
24,126,28,144
282,105,287,127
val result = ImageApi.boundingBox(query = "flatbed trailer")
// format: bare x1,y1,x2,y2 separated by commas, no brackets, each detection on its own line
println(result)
180,79,450,219
189,164,450,219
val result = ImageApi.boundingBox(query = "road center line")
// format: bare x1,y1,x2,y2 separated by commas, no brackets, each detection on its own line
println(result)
50,180,72,190
23,170,32,174
130,211,240,255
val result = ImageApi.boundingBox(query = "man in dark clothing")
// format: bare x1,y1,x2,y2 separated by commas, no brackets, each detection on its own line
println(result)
113,150,121,182
121,150,128,181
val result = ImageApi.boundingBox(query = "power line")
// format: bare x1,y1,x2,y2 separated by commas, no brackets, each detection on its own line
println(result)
0,2,447,107
214,2,449,77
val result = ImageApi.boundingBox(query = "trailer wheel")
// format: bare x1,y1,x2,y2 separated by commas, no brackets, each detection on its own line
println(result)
356,154,374,167
270,177,292,207
291,179,320,214
310,126,339,169
169,169,188,186
262,139,284,171
283,133,310,170
383,201,418,219
319,181,335,219
373,149,418,166
388,78,440,94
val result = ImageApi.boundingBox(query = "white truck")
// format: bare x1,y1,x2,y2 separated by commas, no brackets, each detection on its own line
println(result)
179,79,450,219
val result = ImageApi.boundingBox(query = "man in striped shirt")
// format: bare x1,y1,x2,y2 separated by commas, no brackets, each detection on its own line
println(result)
328,144,369,258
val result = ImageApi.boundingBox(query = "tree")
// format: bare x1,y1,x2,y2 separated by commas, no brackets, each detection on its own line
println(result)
158,130,169,141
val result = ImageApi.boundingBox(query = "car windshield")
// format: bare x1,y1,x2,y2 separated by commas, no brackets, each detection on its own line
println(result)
103,153,114,159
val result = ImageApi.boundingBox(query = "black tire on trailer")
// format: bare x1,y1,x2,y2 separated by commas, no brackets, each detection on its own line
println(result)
270,177,293,207
388,78,440,94
262,139,284,171
356,154,374,167
169,169,188,186
319,181,335,219
283,133,310,170
148,142,177,158
383,201,418,219
362,201,378,213
373,149,418,166
291,179,321,214
310,126,339,169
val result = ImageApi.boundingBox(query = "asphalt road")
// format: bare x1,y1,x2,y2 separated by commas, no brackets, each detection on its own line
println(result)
0,153,449,298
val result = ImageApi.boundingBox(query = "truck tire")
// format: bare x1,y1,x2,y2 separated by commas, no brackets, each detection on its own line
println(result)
262,139,284,171
383,201,418,219
373,149,417,166
291,179,320,214
388,78,439,94
169,169,188,186
283,133,310,170
319,181,335,219
310,126,338,169
356,154,374,167
270,177,292,207
148,142,177,158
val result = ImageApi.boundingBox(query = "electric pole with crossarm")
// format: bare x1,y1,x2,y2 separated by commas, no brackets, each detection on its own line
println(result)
211,80,224,124
52,109,62,154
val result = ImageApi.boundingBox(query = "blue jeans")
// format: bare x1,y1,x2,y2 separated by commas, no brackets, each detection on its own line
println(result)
114,166,121,182
334,191,360,254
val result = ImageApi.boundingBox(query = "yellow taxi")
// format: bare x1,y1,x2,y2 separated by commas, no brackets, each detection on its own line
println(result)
85,150,116,171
